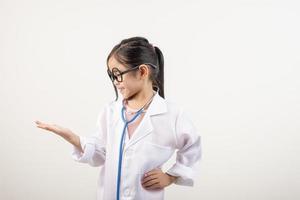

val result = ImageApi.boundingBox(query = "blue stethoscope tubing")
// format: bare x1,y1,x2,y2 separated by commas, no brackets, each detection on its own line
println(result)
116,106,144,200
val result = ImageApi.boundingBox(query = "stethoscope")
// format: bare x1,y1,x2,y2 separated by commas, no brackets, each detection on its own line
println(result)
116,89,158,200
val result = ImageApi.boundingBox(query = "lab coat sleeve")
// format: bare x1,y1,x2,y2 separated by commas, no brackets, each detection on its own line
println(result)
71,105,108,167
166,108,202,186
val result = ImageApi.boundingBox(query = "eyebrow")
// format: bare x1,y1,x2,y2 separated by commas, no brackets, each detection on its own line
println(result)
107,65,117,70
110,66,128,71
107,66,124,74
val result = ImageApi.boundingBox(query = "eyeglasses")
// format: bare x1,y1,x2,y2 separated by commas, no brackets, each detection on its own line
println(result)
107,63,158,83
107,65,140,83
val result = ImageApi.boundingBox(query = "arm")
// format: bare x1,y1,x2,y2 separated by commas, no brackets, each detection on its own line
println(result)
166,108,202,186
141,109,201,190
35,104,109,167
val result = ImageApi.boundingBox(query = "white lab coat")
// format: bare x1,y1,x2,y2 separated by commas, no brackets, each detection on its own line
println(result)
71,92,201,200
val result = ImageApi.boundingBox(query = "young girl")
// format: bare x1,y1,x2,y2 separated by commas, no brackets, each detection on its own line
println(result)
35,36,201,200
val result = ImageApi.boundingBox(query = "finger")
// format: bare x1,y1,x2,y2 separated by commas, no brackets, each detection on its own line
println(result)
35,120,44,127
144,183,162,190
142,174,158,185
36,122,49,129
35,120,47,126
36,122,47,129
35,121,55,132
142,178,159,188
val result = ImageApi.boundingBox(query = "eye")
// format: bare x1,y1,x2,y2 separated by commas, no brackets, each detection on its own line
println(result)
112,68,121,77
112,68,122,80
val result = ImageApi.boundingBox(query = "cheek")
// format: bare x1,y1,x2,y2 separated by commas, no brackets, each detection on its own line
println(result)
123,76,139,89
121,82,141,97
124,81,138,91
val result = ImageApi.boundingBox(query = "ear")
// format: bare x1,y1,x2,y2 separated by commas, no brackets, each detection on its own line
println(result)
138,64,150,79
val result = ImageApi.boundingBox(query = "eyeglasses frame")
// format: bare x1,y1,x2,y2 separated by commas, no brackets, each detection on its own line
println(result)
107,63,158,83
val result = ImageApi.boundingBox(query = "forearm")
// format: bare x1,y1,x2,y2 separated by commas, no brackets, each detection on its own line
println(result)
60,131,83,153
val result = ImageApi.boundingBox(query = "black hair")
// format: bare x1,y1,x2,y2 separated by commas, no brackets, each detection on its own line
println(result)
106,36,165,101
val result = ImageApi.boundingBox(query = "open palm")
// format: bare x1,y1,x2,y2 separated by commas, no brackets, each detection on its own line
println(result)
35,120,71,138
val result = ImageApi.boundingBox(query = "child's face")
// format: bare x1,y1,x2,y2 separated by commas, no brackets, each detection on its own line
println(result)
107,56,144,99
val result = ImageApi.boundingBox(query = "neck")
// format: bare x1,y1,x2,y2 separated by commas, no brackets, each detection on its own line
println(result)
126,85,155,110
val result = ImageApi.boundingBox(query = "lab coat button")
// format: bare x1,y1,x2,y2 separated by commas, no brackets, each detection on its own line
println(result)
124,188,130,196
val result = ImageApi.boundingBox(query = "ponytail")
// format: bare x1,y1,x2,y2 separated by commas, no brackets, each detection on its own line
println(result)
154,46,165,98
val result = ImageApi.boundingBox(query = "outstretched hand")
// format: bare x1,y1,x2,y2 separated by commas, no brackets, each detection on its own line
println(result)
35,120,82,152
35,120,72,139
141,168,177,190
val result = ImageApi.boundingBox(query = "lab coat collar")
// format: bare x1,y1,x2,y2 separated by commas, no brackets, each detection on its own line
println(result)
113,91,167,150
115,90,167,116
146,91,167,116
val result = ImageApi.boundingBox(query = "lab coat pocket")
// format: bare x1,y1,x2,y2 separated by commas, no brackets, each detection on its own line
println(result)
136,142,174,200
139,141,174,175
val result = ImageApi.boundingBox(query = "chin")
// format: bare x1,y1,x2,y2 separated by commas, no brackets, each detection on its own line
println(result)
120,91,129,100
121,92,132,100
120,89,138,100
123,94,131,100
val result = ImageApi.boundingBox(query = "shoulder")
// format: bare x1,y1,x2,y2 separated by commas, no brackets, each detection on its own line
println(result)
164,98,185,117
164,98,196,127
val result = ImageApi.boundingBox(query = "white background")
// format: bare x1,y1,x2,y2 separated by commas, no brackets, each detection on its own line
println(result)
1,0,299,199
